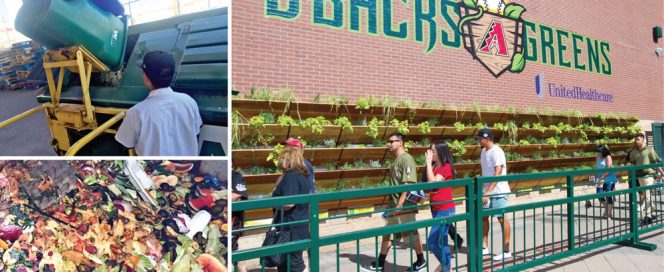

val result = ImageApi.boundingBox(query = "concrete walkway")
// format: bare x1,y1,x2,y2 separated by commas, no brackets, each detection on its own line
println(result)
0,88,54,155
242,196,664,272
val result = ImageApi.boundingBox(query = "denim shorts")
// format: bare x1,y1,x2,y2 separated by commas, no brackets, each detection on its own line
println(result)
483,197,509,211
597,182,615,205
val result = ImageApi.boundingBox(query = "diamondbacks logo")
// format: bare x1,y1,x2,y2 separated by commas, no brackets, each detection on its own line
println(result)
459,0,527,77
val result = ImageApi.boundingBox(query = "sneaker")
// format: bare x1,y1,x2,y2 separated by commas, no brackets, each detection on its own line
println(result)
405,260,427,272
361,261,384,272
482,248,491,255
492,252,512,261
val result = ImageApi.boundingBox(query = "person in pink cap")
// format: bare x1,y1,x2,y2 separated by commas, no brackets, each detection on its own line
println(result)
282,138,316,193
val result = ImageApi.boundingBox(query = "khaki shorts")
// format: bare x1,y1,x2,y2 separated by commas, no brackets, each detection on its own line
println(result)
383,211,418,241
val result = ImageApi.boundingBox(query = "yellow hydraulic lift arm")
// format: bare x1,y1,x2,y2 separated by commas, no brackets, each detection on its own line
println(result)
0,46,128,156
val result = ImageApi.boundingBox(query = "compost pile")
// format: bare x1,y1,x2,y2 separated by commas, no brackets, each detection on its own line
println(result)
0,161,227,272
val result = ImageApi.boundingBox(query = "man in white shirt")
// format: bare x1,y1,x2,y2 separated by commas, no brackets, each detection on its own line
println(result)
476,128,512,261
115,51,202,156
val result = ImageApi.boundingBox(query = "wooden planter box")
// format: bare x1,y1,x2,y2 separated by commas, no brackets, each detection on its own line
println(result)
233,99,639,130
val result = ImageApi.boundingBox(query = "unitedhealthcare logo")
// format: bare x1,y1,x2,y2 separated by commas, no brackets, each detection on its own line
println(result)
534,74,614,103
535,74,545,98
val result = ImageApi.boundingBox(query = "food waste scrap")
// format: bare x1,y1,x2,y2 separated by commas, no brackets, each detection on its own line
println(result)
0,161,227,272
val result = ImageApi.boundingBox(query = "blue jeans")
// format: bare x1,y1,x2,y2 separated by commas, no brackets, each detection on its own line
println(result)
428,208,455,272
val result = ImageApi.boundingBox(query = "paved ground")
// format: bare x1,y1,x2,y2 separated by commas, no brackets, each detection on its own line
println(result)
242,196,664,272
0,88,55,156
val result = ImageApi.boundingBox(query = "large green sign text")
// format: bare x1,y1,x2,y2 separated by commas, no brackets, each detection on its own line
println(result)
265,0,612,76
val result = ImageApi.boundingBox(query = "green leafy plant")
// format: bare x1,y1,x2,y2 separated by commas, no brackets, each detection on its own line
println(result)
595,113,607,123
379,97,398,121
449,140,467,160
367,117,385,139
426,118,441,126
247,165,265,175
372,139,386,147
532,150,542,160
418,121,432,134
335,180,349,191
353,160,368,169
627,124,642,135
266,144,284,166
421,102,446,109
340,162,353,171
301,116,332,134
359,177,372,189
323,139,337,148
544,137,559,147
474,122,487,130
524,167,540,174
453,122,466,132
259,111,276,124
521,122,531,129
548,123,562,134
532,123,547,133
415,155,427,166
420,138,432,148
355,97,376,110
324,162,337,171
368,160,382,168
558,122,575,133
404,140,416,152
249,115,266,128
277,115,297,126
463,137,477,146
398,99,416,109
390,119,410,135
504,121,519,143
505,152,525,161
232,111,244,149
602,126,615,135
587,125,602,134
244,87,298,103
334,117,354,133
323,96,350,107
470,102,482,122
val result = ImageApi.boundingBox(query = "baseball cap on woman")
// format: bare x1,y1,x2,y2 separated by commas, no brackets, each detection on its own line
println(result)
282,138,303,150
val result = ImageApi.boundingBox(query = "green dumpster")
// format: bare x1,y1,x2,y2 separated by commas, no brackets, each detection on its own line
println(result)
15,0,129,71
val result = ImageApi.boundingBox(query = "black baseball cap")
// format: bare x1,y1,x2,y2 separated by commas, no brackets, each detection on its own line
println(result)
475,128,494,139
141,51,175,88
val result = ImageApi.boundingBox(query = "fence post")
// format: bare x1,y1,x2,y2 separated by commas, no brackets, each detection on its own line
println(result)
616,167,657,250
473,177,484,272
566,175,575,250
466,178,477,272
309,198,320,271
628,169,639,243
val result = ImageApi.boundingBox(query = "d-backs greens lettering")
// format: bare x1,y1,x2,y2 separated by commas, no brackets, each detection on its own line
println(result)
265,0,612,76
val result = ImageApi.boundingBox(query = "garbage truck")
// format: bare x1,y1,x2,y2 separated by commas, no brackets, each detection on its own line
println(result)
0,0,228,156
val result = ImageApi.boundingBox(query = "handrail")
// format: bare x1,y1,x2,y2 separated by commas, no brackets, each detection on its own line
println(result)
0,104,49,129
65,111,126,156
233,162,664,271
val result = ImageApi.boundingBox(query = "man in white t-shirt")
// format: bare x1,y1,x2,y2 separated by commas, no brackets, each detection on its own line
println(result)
476,128,512,261
115,51,202,156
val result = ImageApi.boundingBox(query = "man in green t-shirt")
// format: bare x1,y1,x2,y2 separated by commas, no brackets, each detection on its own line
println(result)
362,132,426,272
626,133,664,215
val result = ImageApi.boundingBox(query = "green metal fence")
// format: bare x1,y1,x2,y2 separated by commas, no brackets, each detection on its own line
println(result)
233,163,664,272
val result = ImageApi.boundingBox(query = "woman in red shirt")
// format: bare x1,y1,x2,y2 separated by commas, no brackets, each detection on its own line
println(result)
425,140,457,272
